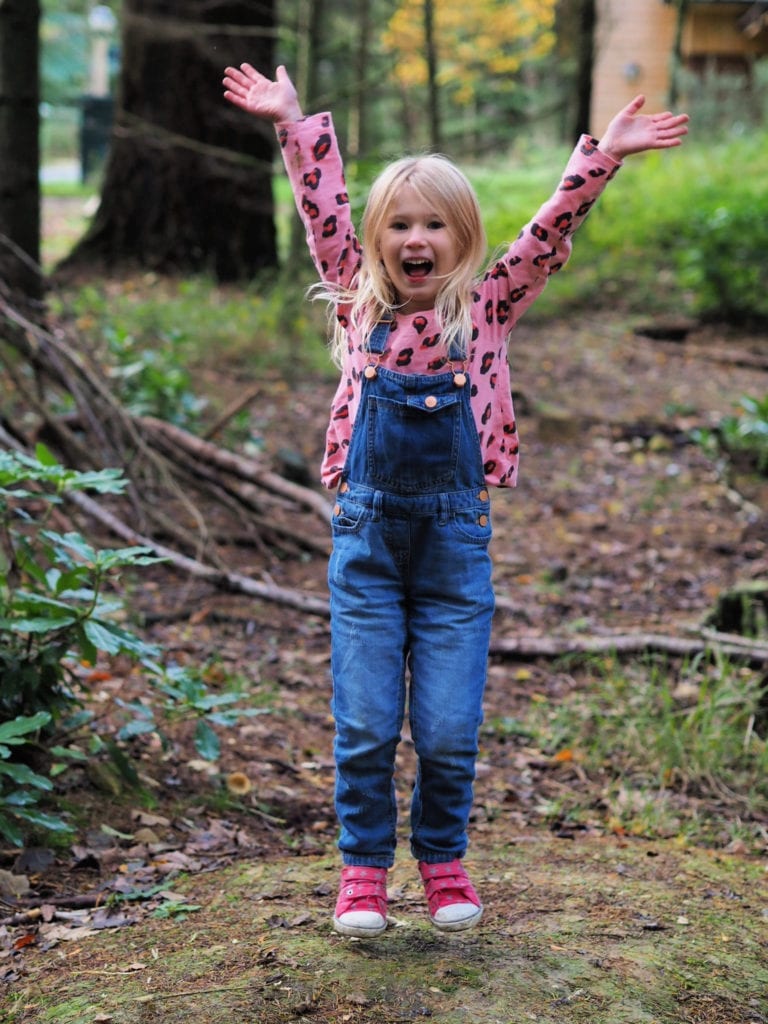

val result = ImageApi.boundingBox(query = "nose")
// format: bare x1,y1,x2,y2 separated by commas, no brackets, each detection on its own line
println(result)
404,223,427,247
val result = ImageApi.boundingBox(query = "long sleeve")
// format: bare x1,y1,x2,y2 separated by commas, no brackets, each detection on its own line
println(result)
276,113,361,297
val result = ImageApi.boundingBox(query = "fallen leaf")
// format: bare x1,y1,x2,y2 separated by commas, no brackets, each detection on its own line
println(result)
131,811,171,828
346,993,371,1006
0,870,30,899
91,909,136,930
13,848,55,875
39,924,99,943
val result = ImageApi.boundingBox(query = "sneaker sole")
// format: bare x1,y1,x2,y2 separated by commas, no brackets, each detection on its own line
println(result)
430,906,483,932
333,915,387,938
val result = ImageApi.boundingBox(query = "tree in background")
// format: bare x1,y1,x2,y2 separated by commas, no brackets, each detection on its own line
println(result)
555,0,596,142
0,0,41,300
59,0,277,283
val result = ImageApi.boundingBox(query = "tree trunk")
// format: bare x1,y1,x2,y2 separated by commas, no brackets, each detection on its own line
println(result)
58,0,277,283
424,0,441,149
669,0,689,107
0,0,41,300
348,0,371,158
573,0,595,140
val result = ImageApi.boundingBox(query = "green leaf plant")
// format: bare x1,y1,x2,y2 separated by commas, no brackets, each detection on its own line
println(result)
0,445,267,846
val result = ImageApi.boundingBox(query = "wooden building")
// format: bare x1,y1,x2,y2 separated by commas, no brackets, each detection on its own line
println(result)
591,0,768,134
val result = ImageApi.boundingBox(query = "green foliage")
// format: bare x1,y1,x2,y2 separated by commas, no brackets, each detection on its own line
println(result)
718,394,768,473
115,664,270,765
102,323,207,426
49,275,331,436
693,393,768,475
0,713,74,847
0,446,270,846
0,444,155,721
676,191,768,326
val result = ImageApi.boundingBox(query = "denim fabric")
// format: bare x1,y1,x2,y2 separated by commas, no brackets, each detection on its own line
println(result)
329,325,495,867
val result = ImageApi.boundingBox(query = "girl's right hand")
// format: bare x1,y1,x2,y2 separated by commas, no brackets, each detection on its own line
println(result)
222,64,303,123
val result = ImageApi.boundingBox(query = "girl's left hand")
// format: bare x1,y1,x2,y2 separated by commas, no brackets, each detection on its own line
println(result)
599,95,689,161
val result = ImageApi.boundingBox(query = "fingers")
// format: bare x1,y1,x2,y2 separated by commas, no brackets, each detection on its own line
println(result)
623,94,646,116
222,63,267,91
655,113,689,143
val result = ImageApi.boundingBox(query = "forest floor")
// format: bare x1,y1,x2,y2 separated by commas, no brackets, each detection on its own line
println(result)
2,274,768,1023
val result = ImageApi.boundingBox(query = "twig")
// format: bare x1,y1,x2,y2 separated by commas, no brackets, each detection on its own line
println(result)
201,382,264,440
66,488,331,617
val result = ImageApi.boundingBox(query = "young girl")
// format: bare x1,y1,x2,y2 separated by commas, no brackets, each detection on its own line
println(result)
222,64,688,938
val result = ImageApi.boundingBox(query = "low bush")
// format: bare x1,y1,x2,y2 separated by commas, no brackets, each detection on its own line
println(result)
692,392,768,476
0,445,269,846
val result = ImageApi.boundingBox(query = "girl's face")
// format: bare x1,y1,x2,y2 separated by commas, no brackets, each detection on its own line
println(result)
378,184,459,315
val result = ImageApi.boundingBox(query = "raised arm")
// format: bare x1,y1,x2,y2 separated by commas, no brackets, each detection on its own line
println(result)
598,95,689,162
222,63,303,123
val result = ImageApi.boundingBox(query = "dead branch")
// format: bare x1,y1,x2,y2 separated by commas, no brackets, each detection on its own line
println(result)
1,287,332,600
140,415,332,524
489,630,768,665
66,489,331,617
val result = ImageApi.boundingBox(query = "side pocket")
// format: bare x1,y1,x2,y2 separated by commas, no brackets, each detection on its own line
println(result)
331,497,367,535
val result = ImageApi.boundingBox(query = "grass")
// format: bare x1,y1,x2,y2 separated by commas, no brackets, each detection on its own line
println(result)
501,651,768,846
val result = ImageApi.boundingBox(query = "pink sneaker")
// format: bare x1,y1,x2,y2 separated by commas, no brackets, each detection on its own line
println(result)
418,860,483,932
333,866,388,937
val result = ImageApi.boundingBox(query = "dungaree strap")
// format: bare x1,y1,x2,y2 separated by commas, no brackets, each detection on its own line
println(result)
368,319,392,355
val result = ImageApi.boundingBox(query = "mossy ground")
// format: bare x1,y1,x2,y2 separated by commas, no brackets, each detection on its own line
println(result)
5,837,767,1024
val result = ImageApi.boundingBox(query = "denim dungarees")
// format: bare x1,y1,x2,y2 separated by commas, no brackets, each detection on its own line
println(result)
328,319,495,868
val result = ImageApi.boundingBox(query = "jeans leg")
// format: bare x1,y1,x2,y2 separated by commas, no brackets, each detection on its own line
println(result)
329,516,409,867
407,516,494,862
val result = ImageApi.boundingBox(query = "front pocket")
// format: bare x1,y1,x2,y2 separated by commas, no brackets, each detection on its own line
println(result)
365,393,461,493
449,506,493,544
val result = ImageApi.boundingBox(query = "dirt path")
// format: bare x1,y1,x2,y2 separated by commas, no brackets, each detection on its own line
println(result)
3,315,768,1023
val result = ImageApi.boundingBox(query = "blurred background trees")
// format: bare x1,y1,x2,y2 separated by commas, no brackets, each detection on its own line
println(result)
2,0,768,287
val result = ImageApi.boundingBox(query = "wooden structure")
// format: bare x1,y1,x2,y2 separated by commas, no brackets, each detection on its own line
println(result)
591,0,768,133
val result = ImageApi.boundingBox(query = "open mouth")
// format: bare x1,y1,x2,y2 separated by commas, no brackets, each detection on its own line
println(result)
403,258,434,280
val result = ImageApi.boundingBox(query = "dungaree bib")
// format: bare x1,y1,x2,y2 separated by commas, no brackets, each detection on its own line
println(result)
328,319,496,868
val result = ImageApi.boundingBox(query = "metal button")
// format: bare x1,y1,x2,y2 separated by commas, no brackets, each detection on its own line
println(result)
478,489,488,501
340,482,349,493
333,504,341,515
478,514,488,527
425,395,438,409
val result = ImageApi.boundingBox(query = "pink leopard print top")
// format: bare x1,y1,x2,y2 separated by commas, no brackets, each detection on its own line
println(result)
276,114,621,490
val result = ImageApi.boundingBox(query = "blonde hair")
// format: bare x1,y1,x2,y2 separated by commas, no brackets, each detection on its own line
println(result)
316,154,487,367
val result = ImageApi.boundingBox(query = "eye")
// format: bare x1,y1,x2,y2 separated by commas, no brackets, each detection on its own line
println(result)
428,219,446,230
